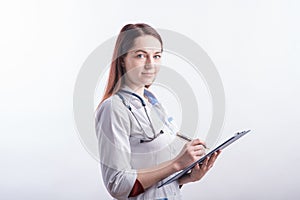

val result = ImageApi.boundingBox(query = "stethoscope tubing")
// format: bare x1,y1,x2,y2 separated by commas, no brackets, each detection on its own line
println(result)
117,89,194,143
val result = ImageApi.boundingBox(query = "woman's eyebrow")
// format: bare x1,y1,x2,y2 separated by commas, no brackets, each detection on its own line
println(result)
134,49,162,54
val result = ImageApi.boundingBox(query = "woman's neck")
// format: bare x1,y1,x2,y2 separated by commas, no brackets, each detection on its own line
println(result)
124,82,145,99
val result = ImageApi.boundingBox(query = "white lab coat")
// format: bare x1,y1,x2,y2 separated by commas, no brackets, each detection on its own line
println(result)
95,85,185,200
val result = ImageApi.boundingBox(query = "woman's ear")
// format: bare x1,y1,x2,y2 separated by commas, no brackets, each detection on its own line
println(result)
120,58,125,67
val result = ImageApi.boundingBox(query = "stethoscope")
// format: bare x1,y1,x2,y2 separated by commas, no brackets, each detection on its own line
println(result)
117,89,193,143
117,89,162,143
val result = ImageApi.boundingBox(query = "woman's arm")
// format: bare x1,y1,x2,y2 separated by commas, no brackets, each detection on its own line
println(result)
137,139,208,189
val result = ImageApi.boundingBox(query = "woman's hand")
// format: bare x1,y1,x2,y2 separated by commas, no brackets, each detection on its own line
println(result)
136,139,209,190
174,139,207,171
178,150,221,185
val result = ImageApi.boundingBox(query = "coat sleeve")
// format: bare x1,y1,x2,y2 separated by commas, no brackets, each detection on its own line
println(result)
95,97,137,200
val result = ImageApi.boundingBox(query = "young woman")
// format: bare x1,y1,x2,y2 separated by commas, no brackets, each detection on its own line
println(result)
95,23,220,200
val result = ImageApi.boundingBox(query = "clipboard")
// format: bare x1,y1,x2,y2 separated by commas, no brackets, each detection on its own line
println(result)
158,130,251,188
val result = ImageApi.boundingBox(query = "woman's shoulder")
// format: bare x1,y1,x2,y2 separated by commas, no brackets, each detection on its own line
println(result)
95,95,127,118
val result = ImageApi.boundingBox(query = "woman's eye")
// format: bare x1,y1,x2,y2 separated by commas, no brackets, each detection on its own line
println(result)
137,54,145,58
154,55,161,59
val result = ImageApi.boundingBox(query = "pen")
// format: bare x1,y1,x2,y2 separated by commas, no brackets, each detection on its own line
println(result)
176,132,209,149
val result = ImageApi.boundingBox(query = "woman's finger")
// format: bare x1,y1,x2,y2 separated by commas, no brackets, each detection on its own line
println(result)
207,152,220,168
200,157,209,170
193,163,200,170
191,139,207,148
193,144,206,151
194,149,206,157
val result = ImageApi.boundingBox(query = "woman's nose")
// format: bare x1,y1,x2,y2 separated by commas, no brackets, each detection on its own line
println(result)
146,56,154,64
145,56,155,68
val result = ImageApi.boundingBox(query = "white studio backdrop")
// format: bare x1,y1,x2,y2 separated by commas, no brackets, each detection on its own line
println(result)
1,0,299,199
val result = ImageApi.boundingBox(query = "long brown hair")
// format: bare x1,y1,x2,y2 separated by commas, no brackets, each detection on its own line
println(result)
100,23,163,104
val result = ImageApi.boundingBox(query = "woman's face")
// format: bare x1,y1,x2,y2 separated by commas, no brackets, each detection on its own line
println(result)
123,35,162,89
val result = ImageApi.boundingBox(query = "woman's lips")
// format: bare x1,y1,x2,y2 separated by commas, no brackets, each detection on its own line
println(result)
142,72,155,76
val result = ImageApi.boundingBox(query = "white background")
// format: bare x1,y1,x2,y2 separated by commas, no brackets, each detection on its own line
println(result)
1,0,300,199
